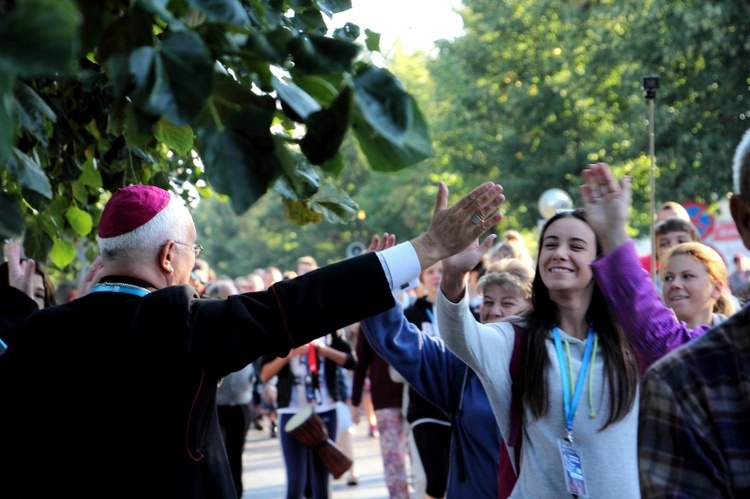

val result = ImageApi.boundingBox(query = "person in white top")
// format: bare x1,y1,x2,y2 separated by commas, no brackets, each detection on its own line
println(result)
437,168,643,498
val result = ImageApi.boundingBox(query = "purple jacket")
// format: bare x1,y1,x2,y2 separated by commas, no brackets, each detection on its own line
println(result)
591,241,709,372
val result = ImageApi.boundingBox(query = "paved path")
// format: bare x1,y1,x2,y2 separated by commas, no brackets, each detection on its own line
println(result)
241,418,392,498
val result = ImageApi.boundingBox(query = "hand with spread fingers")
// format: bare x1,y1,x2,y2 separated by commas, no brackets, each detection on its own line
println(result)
411,181,504,270
77,255,105,298
365,233,397,254
580,162,632,253
6,241,37,302
440,234,498,303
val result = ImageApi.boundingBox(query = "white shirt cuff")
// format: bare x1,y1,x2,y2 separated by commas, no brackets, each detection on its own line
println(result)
376,242,422,294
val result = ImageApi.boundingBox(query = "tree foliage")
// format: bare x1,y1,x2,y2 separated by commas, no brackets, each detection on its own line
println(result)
195,0,750,276
4,0,749,280
0,0,432,272
428,0,750,235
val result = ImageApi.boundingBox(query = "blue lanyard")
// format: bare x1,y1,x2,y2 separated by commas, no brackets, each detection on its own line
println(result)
90,284,150,297
425,307,435,323
553,325,595,436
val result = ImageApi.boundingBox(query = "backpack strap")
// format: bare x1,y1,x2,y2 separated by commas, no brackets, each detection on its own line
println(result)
498,323,525,498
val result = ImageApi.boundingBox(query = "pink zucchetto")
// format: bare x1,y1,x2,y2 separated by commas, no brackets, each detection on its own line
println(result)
98,185,171,238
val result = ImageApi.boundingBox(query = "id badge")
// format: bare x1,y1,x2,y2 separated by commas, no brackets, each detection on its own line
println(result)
558,439,588,497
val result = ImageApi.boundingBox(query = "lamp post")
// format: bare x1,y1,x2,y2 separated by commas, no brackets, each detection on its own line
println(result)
643,75,661,283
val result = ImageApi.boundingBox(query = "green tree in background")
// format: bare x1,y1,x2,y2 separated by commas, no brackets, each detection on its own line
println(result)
192,0,750,277
9,0,747,278
428,0,750,236
0,0,431,275
191,41,480,275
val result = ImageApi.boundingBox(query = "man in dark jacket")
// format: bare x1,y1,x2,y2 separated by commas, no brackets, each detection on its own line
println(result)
0,180,504,498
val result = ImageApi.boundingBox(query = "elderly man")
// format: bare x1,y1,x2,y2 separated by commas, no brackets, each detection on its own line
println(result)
638,129,750,497
0,180,503,498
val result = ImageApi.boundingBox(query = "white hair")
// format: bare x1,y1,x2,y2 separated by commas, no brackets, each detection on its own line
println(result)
733,128,750,195
97,192,192,261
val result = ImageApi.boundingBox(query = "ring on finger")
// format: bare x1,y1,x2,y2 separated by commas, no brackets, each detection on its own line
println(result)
470,213,484,225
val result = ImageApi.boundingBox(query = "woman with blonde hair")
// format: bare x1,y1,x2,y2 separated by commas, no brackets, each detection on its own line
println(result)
478,258,534,323
658,241,735,329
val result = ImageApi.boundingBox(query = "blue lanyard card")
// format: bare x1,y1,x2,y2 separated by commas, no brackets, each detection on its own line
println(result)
558,439,588,498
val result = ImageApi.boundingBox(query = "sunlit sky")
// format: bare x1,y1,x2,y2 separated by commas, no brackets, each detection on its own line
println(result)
330,0,464,54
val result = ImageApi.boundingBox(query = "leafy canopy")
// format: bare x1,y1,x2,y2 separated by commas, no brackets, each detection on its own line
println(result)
0,0,431,269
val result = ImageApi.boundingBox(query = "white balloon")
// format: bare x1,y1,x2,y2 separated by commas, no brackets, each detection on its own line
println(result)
538,188,574,219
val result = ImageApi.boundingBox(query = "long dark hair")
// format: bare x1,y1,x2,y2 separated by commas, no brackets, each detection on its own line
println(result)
0,260,58,308
521,209,638,429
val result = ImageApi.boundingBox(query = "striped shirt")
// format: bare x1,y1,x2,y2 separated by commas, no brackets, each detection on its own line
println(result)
638,305,750,497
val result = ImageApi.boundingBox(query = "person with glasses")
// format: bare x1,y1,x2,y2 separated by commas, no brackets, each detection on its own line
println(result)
0,181,505,498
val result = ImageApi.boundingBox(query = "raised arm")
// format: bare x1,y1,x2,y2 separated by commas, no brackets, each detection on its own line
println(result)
6,241,37,302
440,234,497,303
361,302,461,413
582,162,706,371
77,255,105,298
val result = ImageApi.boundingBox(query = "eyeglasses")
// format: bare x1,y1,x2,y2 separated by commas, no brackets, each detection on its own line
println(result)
174,241,204,257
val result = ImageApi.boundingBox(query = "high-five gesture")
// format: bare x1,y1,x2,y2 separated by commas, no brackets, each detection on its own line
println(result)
411,181,504,270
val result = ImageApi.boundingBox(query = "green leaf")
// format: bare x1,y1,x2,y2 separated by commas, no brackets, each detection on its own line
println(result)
197,108,282,214
22,222,53,264
13,82,56,147
364,29,381,52
289,35,361,73
187,0,250,25
351,67,432,171
300,87,350,164
273,77,322,122
129,31,214,125
309,182,358,223
48,239,77,269
0,72,15,167
0,0,81,76
135,0,184,30
0,192,25,240
65,206,93,237
97,8,153,63
7,148,53,199
275,138,321,199
79,159,103,188
289,74,341,107
194,72,273,127
244,27,296,66
61,154,84,181
318,150,344,177
332,23,360,43
317,0,352,16
154,120,194,155
276,178,356,224
281,197,324,225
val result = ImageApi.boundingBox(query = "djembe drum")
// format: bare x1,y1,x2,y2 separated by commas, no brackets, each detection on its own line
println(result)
284,405,353,479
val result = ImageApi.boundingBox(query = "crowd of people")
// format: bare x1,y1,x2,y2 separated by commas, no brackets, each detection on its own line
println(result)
2,129,750,499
